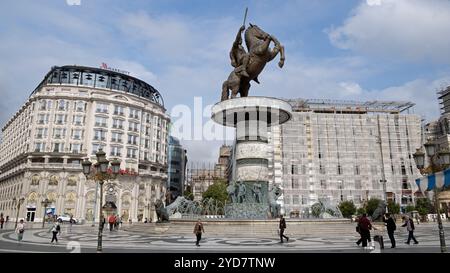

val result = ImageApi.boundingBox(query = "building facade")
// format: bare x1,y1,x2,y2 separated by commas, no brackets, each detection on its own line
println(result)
0,65,170,223
189,145,231,201
266,99,423,217
423,86,450,212
167,136,187,204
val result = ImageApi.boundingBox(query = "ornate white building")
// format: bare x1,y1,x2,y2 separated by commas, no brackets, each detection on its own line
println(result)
0,65,170,223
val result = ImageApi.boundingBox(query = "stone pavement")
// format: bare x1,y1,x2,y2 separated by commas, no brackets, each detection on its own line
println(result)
0,222,448,253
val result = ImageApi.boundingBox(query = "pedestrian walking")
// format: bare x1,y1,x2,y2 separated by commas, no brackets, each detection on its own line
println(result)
402,216,418,245
383,213,396,248
115,215,120,231
49,220,61,244
15,219,25,244
69,215,74,233
0,214,4,229
355,216,363,246
193,219,204,247
279,215,289,243
358,213,372,249
108,214,115,231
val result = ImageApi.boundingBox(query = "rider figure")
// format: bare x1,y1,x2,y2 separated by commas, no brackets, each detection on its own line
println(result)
230,25,250,79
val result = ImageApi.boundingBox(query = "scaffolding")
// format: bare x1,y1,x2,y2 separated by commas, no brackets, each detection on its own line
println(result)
284,98,415,114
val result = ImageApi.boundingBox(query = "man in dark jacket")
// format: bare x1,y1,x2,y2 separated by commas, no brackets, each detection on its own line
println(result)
383,213,396,248
358,213,372,248
279,215,289,243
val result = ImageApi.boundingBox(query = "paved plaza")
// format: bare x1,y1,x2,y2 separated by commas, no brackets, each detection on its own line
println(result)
0,222,448,253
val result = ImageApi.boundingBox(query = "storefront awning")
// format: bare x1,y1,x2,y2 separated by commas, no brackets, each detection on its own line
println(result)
415,169,450,192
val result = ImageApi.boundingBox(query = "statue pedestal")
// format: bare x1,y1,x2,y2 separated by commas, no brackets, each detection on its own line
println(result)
211,97,292,219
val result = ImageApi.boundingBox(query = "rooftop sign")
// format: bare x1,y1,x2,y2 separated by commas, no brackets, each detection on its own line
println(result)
100,63,130,75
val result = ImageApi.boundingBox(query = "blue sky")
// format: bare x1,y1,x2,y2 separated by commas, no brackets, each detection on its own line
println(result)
1,0,450,163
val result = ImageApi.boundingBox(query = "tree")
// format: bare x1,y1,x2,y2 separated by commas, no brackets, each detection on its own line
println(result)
338,200,356,218
356,207,366,215
183,185,194,201
415,198,433,216
364,198,382,217
202,179,228,204
387,201,400,214
405,205,415,213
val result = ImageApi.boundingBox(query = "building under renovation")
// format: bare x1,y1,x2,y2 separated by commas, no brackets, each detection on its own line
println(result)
266,99,423,217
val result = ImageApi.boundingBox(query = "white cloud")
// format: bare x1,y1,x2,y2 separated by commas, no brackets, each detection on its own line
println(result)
327,0,450,63
339,81,363,96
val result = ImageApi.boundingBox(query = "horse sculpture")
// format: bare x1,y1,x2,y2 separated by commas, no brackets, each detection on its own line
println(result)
221,23,285,101
154,199,169,222
268,184,282,218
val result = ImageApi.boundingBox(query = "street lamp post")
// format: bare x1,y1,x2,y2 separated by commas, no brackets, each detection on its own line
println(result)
82,149,121,253
413,142,449,253
41,198,50,228
13,197,25,229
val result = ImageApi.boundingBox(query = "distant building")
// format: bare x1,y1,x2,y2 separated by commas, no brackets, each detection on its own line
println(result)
167,136,187,204
189,145,231,201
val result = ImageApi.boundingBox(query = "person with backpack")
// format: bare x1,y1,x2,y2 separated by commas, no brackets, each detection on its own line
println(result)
402,215,418,245
383,213,396,248
49,220,61,244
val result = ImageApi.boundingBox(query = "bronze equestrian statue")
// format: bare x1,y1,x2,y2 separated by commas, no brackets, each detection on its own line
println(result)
221,23,285,101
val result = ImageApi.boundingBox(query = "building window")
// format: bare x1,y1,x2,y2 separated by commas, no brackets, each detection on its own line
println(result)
110,146,121,157
129,122,139,132
111,132,123,142
92,144,102,155
38,114,49,124
72,129,82,140
127,148,137,158
301,195,307,205
129,108,140,119
292,195,299,205
55,114,66,125
58,100,68,111
114,105,124,116
53,143,64,153
284,196,290,205
112,119,123,129
320,180,327,189
319,164,326,174
73,115,83,125
70,143,81,153
36,128,48,139
95,116,108,127
93,129,106,141
355,180,362,190
39,100,47,110
96,103,109,113
34,142,45,152
75,101,85,112
53,128,66,139
128,135,138,145
144,152,149,161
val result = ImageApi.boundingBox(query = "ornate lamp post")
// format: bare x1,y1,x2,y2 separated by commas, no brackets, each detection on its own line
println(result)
82,148,121,253
413,142,448,253
13,197,25,229
41,198,50,228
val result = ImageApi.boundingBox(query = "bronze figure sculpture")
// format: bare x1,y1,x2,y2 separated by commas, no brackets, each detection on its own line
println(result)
221,23,285,101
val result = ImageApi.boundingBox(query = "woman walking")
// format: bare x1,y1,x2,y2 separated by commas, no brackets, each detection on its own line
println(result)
49,220,61,244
